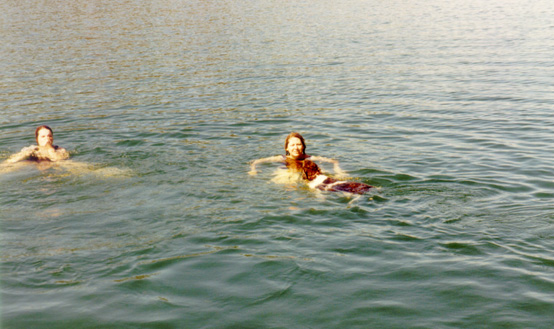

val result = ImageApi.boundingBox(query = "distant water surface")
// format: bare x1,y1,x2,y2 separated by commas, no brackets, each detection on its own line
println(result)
1,0,554,328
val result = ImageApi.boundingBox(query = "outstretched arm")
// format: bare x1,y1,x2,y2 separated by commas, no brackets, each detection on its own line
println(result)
3,146,37,164
310,155,347,178
249,155,283,175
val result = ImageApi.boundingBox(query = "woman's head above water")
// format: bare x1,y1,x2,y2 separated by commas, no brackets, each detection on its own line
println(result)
35,125,54,147
284,132,306,159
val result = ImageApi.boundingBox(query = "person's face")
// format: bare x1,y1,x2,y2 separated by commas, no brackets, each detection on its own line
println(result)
286,137,304,159
37,128,54,147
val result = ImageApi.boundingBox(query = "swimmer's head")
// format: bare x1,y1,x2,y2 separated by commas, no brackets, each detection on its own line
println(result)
285,132,306,158
35,125,54,146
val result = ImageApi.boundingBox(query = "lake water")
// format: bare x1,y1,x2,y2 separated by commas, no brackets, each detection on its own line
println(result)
1,0,554,327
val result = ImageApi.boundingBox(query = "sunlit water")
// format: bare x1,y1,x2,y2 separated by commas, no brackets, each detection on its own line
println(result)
1,0,554,328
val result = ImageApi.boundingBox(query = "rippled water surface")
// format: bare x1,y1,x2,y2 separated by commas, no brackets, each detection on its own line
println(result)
1,0,554,328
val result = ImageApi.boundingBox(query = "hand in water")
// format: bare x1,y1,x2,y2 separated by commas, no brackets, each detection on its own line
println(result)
36,145,69,161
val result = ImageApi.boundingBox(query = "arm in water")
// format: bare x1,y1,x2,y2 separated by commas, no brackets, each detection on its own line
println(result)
249,155,283,175
310,155,348,178
4,146,38,164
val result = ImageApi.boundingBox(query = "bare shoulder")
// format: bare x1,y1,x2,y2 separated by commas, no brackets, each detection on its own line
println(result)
23,145,39,152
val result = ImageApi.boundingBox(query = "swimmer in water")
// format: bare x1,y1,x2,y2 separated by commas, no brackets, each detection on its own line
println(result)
249,132,374,195
1,125,132,178
3,125,69,164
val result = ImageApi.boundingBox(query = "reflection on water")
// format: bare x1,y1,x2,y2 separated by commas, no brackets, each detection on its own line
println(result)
2,0,554,328
270,167,302,186
0,160,133,178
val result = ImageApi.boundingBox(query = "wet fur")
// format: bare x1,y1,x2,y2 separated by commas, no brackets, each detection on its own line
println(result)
285,158,373,195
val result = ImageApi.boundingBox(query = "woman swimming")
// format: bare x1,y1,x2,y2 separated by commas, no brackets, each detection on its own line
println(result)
1,125,134,178
249,132,374,195
3,125,69,164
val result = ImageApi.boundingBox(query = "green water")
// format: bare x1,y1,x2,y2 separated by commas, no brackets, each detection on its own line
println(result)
1,0,554,328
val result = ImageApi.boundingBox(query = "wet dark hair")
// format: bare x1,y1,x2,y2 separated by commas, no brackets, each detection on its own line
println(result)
299,160,321,181
285,158,321,181
35,125,53,144
284,132,306,156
